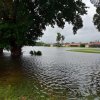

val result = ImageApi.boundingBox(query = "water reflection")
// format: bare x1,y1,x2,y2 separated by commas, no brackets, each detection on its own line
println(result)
0,47,100,99
0,54,23,85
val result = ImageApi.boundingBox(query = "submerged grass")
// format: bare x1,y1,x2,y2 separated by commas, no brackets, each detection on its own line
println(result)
0,79,100,100
0,80,49,100
0,80,71,100
67,48,100,54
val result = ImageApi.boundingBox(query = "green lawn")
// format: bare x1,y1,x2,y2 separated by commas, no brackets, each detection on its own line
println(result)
67,48,100,54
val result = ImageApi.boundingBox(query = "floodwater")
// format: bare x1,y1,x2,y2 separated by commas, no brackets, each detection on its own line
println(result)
0,46,100,100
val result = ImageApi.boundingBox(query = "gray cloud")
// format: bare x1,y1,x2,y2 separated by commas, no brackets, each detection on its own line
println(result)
40,0,100,43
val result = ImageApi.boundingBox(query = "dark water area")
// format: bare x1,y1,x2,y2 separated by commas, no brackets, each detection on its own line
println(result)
1,47,100,100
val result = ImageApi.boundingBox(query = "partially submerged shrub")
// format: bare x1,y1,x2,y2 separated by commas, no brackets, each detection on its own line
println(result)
34,51,37,55
36,51,42,56
29,50,42,56
30,51,34,55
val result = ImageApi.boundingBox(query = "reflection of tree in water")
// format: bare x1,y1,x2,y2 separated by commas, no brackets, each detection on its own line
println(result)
0,55,24,85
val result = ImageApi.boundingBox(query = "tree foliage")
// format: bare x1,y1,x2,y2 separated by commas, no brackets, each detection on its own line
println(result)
0,0,87,49
93,7,100,31
61,35,65,44
56,33,65,46
56,33,61,44
80,43,85,47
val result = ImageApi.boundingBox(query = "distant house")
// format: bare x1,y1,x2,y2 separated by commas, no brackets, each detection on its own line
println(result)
63,42,81,47
63,43,70,47
69,43,80,47
55,41,100,48
89,42,100,48
85,42,100,48
50,44,54,47
85,43,90,48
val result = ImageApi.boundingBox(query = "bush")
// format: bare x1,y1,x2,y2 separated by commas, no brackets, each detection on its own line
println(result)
29,50,42,56
36,51,42,56
30,51,34,55
80,44,85,47
34,51,37,55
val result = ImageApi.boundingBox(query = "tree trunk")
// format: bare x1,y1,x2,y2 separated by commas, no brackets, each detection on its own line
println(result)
11,46,22,57
0,48,3,55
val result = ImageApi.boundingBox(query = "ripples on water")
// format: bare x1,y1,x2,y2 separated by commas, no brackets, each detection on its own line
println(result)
1,46,100,99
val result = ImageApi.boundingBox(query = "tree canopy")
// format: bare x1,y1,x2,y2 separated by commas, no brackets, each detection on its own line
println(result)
61,35,65,44
0,0,87,49
56,33,61,43
93,7,100,31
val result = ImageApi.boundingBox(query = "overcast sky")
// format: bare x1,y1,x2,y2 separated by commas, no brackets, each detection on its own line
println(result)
40,0,100,43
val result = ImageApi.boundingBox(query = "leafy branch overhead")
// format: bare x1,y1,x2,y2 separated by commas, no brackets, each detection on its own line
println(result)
0,0,87,49
93,7,100,31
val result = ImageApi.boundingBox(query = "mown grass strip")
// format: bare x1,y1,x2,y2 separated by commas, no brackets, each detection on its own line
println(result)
67,48,100,54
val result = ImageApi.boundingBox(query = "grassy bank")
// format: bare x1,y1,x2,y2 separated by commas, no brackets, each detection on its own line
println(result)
0,80,49,100
67,48,100,54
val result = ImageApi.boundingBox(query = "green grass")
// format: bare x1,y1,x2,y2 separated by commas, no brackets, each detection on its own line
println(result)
67,48,100,54
0,76,100,100
0,80,49,100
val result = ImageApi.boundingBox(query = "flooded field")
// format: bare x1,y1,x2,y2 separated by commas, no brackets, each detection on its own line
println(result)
0,46,100,100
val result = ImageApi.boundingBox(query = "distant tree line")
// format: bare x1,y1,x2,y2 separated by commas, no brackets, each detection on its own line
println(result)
35,42,50,47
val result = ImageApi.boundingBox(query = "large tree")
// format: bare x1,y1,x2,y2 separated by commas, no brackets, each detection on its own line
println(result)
0,0,87,56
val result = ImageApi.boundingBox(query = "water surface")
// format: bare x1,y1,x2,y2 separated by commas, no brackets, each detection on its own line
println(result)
1,47,100,100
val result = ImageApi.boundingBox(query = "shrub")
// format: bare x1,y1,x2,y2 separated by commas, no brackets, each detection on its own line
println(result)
80,44,85,47
29,50,42,56
34,51,37,55
36,51,42,56
30,51,34,55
